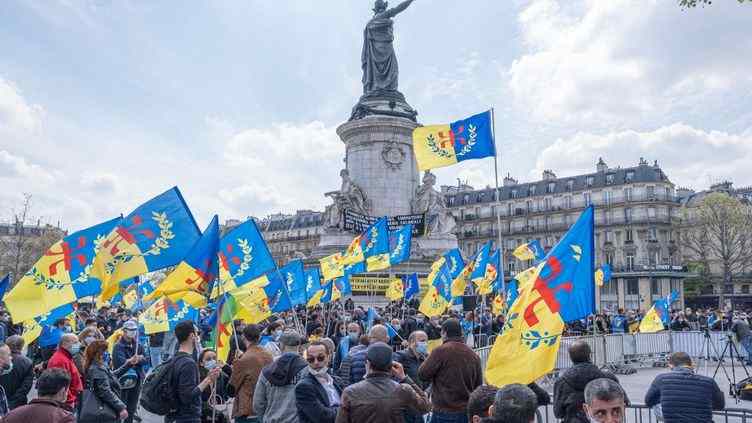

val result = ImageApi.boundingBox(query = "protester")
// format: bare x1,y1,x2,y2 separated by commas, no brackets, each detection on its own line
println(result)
467,385,498,423
0,343,11,416
337,333,370,386
112,319,146,423
229,323,274,423
74,326,105,377
166,321,221,423
261,320,286,358
0,336,33,410
198,349,230,423
553,341,625,423
583,378,627,423
39,318,68,362
731,313,752,364
83,340,129,422
486,384,538,423
1,368,73,423
335,341,430,423
334,323,362,370
418,318,483,423
295,341,343,423
46,333,83,409
395,330,428,387
644,352,724,423
253,331,308,423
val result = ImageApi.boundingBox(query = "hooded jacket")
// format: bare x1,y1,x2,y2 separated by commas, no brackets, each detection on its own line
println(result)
252,352,308,423
553,362,625,423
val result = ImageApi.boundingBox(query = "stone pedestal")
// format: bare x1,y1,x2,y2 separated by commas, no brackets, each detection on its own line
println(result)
337,116,419,218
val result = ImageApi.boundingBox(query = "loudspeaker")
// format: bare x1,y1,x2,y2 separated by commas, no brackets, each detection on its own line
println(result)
462,295,477,312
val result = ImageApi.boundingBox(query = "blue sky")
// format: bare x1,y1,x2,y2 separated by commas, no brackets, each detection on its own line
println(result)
1,0,750,230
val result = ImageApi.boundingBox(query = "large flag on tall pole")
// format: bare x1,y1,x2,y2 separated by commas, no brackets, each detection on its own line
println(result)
412,111,495,171
93,187,202,302
215,219,276,294
5,216,122,322
146,215,220,307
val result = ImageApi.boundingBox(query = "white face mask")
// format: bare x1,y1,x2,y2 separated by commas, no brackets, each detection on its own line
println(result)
309,366,329,377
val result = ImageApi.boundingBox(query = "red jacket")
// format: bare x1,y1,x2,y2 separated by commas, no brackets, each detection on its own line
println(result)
47,348,83,407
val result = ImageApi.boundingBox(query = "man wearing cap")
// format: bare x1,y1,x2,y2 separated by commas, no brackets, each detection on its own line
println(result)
112,319,146,423
253,331,308,423
419,318,483,423
335,341,429,423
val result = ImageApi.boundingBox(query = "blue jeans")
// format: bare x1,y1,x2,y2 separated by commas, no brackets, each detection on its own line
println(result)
150,346,163,367
430,411,468,423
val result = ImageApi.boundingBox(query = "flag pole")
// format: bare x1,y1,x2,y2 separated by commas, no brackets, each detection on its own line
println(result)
489,107,502,335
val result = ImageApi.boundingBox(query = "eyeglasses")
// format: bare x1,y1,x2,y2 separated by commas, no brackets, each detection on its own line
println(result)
306,355,327,364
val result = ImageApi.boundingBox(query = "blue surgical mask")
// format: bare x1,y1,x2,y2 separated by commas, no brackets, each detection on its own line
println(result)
416,341,428,355
203,359,217,370
68,342,81,355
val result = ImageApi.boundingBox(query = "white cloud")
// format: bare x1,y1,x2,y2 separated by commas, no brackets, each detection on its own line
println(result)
0,78,43,133
81,172,120,195
0,150,54,183
509,0,752,129
534,123,752,189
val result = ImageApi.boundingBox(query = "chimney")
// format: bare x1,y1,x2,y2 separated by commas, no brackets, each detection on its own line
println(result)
596,158,608,173
542,169,557,180
503,173,518,187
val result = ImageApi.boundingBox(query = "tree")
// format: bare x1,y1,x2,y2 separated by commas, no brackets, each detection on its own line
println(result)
679,0,747,8
680,192,752,308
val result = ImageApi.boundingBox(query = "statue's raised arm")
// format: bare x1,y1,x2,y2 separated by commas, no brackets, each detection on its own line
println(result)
378,0,415,19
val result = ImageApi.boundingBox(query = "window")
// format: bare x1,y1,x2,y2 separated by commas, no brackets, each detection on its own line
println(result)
605,252,614,265
743,285,750,294
530,185,536,196
567,180,574,191
478,192,485,202
603,191,611,205
624,187,633,202
604,211,611,225
587,176,595,187
508,261,516,274
463,194,470,204
545,198,552,211
627,279,639,295
648,207,656,219
626,171,635,182
604,231,613,243
651,278,661,295
526,200,532,213
625,208,632,223
649,227,658,241
584,193,592,206
565,196,572,209
547,182,556,194
647,186,655,199
650,250,660,266
626,254,635,270
625,229,634,243
511,189,517,199
606,174,615,185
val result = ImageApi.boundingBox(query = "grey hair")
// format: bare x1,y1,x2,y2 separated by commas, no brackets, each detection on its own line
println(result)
584,378,625,405
492,384,538,423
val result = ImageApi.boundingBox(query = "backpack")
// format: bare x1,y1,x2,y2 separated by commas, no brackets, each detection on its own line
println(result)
139,356,180,415
734,376,752,401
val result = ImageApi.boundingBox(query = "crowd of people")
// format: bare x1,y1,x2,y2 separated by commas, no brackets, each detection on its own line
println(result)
0,298,744,422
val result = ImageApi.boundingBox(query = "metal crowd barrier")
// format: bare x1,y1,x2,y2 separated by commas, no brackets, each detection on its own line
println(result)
474,331,749,373
532,403,752,423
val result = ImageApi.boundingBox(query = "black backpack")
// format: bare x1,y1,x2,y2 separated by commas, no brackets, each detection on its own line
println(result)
139,357,179,416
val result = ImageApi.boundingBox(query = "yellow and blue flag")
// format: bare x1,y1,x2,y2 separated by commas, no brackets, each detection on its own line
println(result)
485,262,565,386
280,260,307,306
594,264,612,287
94,187,201,302
335,274,352,297
5,216,121,323
491,293,505,316
505,278,519,311
639,306,664,333
441,249,465,279
452,241,492,298
21,302,76,345
363,218,391,271
413,111,495,171
0,274,9,300
141,297,198,335
385,278,404,301
477,249,503,295
320,280,341,304
234,271,292,324
216,219,275,294
304,268,324,307
403,273,420,300
366,223,414,272
512,239,545,262
419,263,452,317
147,215,220,307
320,253,345,282
535,206,595,323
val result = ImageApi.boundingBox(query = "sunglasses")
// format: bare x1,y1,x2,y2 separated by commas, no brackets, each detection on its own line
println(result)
306,355,327,364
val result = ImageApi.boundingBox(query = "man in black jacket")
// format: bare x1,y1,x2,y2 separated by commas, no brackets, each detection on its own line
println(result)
0,336,33,410
166,321,219,423
645,352,724,423
295,341,343,423
553,341,626,423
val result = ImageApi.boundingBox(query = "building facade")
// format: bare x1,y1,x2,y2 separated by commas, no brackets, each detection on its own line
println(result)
0,221,67,282
445,158,687,312
248,210,324,267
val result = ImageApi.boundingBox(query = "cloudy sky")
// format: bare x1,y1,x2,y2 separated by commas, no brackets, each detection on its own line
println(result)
1,0,750,231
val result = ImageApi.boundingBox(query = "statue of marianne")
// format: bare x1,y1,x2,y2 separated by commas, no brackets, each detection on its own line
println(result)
361,0,416,96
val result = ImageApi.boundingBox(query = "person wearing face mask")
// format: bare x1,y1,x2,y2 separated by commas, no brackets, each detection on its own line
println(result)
72,327,104,379
295,341,343,423
112,320,146,423
47,333,84,409
198,349,230,423
82,340,133,423
0,336,33,410
395,331,429,388
229,324,273,423
261,320,286,359
334,323,362,371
